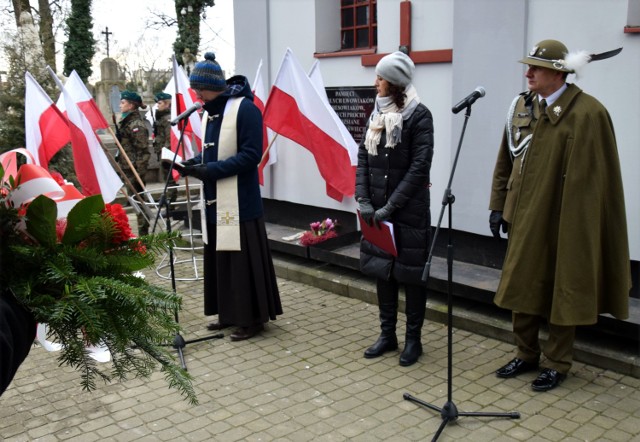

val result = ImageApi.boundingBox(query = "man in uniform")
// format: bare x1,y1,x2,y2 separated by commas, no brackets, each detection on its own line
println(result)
153,92,178,202
489,39,630,392
118,90,150,236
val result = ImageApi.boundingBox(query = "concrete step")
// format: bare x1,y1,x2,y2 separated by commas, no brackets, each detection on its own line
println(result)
270,250,640,378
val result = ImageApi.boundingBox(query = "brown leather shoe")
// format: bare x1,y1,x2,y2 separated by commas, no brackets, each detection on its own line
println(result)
230,324,264,341
206,321,229,331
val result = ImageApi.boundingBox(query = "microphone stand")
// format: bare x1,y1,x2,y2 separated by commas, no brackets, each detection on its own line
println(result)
403,104,520,441
152,119,223,371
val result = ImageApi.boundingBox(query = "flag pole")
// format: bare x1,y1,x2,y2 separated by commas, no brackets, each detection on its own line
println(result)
259,133,278,165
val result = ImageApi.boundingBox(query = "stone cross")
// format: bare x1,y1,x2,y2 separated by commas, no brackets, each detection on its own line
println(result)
102,27,113,57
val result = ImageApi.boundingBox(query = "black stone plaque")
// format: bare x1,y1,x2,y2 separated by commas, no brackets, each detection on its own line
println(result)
325,86,376,144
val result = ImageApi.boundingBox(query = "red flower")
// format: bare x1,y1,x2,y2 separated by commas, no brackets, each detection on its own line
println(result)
102,203,133,244
299,229,337,246
131,240,147,255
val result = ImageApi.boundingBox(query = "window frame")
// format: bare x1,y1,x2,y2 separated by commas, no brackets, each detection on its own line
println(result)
340,0,377,51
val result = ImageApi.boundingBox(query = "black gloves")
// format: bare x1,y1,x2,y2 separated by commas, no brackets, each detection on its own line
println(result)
180,164,207,181
180,158,199,167
489,210,508,238
358,198,375,225
374,203,396,222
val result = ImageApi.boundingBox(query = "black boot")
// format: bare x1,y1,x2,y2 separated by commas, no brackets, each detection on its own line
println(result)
364,279,399,359
399,284,427,366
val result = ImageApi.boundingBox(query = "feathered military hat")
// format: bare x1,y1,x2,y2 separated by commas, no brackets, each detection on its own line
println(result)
519,39,622,78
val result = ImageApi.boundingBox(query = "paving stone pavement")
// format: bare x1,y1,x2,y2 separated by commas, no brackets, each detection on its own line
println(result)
2,252,640,442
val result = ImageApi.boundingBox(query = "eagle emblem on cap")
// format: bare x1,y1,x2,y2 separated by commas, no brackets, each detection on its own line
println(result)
529,46,539,56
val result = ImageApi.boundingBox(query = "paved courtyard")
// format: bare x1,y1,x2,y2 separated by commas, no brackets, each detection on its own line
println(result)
2,257,640,441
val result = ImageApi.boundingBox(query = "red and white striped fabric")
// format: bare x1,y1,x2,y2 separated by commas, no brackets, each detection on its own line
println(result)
62,70,110,131
9,163,65,207
56,183,85,218
52,70,122,202
0,148,35,184
263,49,356,201
24,72,70,169
253,60,277,186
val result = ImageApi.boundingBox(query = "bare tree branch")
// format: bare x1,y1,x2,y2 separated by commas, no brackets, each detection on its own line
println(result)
146,10,177,30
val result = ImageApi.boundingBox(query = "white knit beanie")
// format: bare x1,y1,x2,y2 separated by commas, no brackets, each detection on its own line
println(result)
375,51,415,87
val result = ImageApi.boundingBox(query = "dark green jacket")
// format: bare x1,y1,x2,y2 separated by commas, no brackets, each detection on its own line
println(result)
153,108,171,155
492,84,630,325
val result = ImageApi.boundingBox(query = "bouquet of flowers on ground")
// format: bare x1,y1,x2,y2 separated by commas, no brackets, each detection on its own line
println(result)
0,162,196,404
299,217,339,246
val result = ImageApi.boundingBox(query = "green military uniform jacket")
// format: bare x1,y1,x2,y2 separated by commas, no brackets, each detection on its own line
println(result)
490,84,630,326
153,108,171,157
118,111,150,180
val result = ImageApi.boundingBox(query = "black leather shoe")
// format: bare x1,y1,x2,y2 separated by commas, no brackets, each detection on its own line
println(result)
531,368,566,392
399,340,422,366
364,335,398,359
230,323,264,341
206,321,229,331
495,357,539,378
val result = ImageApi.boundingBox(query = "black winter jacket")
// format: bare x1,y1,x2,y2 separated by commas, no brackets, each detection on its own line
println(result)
355,103,434,285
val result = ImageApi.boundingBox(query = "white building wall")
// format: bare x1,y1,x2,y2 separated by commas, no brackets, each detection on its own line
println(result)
233,0,640,260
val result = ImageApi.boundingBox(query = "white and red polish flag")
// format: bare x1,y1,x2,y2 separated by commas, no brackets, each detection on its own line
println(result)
167,57,203,162
24,72,70,169
252,60,277,185
263,48,356,201
63,70,110,131
50,69,122,202
307,60,358,168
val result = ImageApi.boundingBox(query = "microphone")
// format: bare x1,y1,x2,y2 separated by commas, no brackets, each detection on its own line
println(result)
170,102,202,125
451,86,486,114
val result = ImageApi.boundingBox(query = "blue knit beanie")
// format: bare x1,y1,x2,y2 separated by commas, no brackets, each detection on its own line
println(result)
189,52,226,92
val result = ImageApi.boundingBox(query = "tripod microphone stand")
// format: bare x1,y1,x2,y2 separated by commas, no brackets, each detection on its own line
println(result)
403,103,519,441
152,120,223,371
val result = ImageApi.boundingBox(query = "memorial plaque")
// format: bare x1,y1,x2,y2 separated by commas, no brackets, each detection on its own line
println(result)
325,86,376,144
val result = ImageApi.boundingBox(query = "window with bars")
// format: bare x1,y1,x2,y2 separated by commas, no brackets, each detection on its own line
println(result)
340,0,377,50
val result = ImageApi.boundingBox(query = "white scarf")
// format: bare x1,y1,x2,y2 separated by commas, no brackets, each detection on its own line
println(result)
364,84,420,156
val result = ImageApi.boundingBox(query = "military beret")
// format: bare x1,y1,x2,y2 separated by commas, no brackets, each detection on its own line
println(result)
155,92,172,102
121,90,142,104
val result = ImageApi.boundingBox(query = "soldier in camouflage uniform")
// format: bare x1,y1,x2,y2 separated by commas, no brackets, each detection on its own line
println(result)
153,92,178,202
118,90,150,235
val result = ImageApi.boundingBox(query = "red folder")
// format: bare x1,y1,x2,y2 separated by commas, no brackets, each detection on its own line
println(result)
357,210,398,257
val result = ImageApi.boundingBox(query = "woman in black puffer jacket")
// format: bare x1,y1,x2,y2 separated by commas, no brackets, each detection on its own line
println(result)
356,51,434,367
